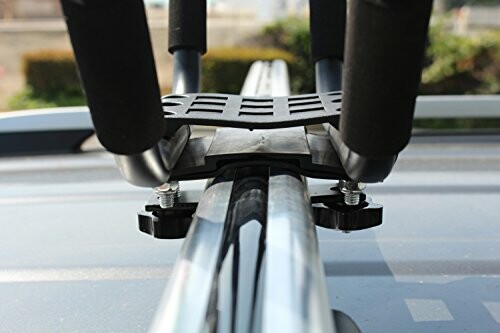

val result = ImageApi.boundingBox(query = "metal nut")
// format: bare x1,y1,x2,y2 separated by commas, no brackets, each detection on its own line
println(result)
339,180,365,206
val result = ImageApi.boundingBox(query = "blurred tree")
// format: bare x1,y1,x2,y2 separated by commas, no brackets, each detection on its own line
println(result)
261,17,500,95
261,17,314,93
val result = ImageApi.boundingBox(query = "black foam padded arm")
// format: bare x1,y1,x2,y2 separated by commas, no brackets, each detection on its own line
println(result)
309,0,346,63
340,0,433,159
61,0,165,155
168,0,207,54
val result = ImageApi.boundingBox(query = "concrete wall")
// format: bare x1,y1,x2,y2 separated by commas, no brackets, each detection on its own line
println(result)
0,0,61,19
0,15,262,110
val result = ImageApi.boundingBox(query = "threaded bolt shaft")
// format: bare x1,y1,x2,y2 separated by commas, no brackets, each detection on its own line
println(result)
157,192,175,208
155,181,180,209
343,191,361,205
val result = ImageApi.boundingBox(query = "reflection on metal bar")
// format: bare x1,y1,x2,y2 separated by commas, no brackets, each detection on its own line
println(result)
256,62,273,97
114,126,190,187
241,61,265,96
172,50,201,94
150,175,234,333
414,95,500,119
271,60,291,96
216,168,268,333
241,60,291,97
315,58,342,93
262,172,336,333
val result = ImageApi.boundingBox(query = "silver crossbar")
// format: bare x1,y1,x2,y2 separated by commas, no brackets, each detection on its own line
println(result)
149,60,337,333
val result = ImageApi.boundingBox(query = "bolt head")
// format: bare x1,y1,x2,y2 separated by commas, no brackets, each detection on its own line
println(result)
339,180,366,193
169,181,179,191
155,184,170,194
155,181,178,194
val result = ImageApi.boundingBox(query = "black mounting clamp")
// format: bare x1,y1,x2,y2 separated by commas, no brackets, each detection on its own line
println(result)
310,184,382,232
138,192,198,239
138,182,382,239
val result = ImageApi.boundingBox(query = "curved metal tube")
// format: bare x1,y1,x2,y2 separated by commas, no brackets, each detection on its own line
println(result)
324,124,396,183
241,61,265,96
315,58,342,93
262,172,336,333
150,176,234,333
114,125,190,187
271,60,290,96
172,50,202,94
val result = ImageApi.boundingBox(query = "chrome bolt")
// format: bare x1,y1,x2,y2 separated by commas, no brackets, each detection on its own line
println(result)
155,181,180,208
339,180,366,206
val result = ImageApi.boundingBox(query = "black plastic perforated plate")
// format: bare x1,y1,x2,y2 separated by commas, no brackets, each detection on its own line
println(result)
161,91,341,132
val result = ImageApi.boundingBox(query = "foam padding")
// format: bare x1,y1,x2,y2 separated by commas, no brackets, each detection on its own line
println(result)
61,0,165,155
309,0,346,62
168,0,207,54
340,0,433,158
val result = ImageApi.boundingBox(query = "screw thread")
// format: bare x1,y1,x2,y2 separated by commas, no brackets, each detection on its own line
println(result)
155,182,181,209
344,191,360,206
158,192,175,208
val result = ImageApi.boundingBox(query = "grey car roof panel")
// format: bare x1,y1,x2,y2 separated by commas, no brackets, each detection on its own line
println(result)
0,137,499,332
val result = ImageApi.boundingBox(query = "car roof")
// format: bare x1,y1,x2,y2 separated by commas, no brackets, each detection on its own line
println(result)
0,135,499,332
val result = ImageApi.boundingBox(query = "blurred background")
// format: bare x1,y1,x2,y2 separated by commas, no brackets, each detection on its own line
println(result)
0,0,499,125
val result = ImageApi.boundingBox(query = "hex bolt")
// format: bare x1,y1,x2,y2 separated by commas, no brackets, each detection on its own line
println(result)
155,181,180,208
339,180,366,206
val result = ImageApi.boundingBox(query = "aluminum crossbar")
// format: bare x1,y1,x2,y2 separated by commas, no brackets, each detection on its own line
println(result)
149,60,336,332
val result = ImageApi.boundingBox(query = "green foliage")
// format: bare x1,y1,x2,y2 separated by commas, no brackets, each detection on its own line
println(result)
202,47,294,94
7,88,58,110
23,50,83,98
421,25,500,94
8,87,86,110
261,18,314,93
8,50,86,110
261,17,500,97
259,17,500,129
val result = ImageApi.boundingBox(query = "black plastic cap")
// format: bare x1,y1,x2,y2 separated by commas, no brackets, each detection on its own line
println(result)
61,0,165,155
